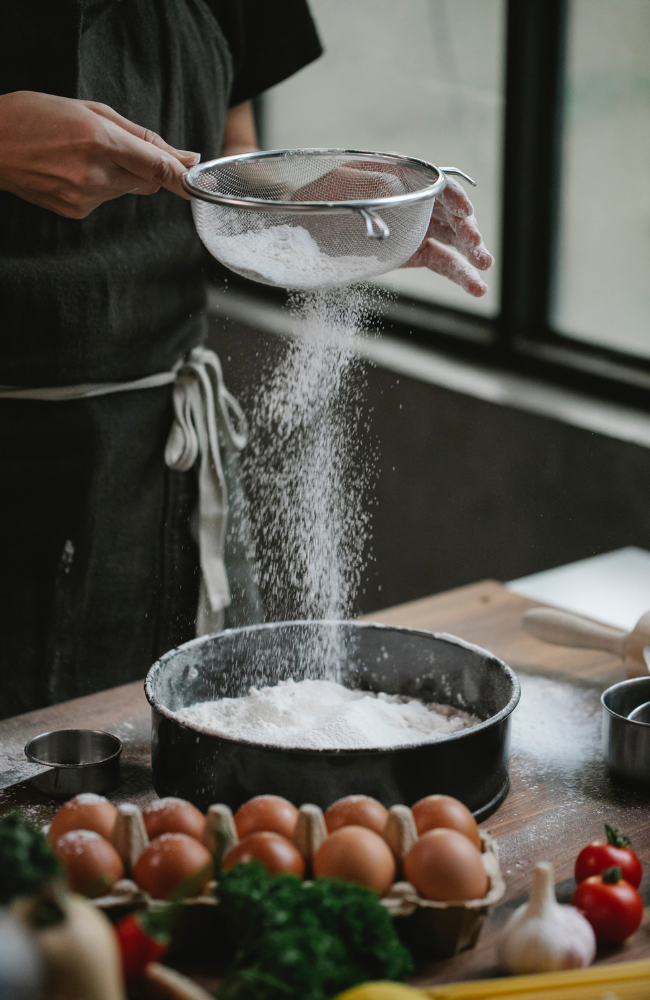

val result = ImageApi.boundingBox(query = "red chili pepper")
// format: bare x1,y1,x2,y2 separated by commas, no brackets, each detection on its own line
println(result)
115,911,170,981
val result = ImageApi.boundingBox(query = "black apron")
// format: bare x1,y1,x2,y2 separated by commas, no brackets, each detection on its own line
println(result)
0,0,262,718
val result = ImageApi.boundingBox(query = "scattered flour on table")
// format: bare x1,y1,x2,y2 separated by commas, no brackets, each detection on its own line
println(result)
216,224,381,289
176,678,480,750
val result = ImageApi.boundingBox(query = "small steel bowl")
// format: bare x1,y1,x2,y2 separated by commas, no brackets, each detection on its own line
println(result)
24,729,122,799
602,677,650,787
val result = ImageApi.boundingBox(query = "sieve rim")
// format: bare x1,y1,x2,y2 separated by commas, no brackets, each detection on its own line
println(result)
181,147,448,212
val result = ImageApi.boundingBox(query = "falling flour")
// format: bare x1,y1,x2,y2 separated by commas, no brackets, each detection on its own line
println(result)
216,224,382,289
237,286,379,682
176,678,480,751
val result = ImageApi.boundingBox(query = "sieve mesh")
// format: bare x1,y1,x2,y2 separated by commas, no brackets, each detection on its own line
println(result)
184,150,445,290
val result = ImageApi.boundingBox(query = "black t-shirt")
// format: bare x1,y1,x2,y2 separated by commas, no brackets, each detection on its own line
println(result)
0,0,322,385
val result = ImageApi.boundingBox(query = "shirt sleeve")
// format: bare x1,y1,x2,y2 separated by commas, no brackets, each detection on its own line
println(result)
206,0,323,107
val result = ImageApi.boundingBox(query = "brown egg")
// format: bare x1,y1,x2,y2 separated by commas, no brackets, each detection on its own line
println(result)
222,831,305,878
133,832,213,900
411,794,481,849
142,797,206,842
324,795,389,836
234,795,299,840
54,829,124,898
48,793,117,848
404,828,488,901
313,826,396,896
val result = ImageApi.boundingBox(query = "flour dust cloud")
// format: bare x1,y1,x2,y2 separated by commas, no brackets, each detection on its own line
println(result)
241,286,379,681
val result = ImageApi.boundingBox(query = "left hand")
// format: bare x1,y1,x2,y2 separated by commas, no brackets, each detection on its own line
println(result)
401,174,494,297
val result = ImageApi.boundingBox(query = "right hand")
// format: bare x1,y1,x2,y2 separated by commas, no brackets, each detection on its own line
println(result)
0,91,200,219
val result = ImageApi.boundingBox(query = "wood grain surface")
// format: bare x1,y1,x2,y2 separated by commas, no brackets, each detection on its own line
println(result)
2,580,649,984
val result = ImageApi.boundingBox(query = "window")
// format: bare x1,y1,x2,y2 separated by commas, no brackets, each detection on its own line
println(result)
251,1,650,404
553,0,650,360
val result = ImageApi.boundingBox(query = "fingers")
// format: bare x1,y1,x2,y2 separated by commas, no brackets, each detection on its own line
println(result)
100,119,191,198
402,238,488,297
438,174,474,217
427,213,494,271
85,101,200,168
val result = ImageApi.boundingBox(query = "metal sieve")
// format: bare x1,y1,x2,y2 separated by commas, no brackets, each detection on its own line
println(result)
182,149,475,290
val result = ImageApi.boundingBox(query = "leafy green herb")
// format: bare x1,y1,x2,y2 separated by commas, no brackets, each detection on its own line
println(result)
0,811,61,904
216,861,413,1000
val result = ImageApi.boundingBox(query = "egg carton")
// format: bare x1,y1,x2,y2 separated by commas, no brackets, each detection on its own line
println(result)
92,800,505,961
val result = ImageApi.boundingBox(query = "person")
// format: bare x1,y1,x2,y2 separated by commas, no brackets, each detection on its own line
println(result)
0,1,493,720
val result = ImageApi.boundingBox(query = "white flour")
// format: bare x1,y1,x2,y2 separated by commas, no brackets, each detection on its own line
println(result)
238,287,380,681
176,678,480,750
216,224,381,289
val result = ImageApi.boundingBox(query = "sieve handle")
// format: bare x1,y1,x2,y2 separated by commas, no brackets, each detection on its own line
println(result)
358,208,390,240
441,167,477,187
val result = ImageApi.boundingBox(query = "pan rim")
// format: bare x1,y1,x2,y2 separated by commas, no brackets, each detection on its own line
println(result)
145,620,521,755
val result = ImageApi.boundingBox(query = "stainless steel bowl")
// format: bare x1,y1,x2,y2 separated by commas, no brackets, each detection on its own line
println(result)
24,729,122,799
602,677,650,786
145,620,520,820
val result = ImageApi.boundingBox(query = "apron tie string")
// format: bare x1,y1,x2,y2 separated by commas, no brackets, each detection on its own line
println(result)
164,347,248,630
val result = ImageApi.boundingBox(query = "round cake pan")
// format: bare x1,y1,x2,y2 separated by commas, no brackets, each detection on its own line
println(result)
145,621,520,820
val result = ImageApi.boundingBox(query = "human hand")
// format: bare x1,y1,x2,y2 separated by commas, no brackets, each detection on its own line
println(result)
0,91,199,219
401,174,494,297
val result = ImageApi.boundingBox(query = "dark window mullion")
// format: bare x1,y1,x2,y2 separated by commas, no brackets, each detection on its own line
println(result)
499,0,568,348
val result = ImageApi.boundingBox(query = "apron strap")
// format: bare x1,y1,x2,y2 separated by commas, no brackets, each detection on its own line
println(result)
164,347,248,634
0,370,178,400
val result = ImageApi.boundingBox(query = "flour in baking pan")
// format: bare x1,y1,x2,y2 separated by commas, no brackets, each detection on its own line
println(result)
176,678,480,750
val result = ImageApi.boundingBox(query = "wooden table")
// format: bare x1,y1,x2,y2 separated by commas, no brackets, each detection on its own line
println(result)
2,580,649,985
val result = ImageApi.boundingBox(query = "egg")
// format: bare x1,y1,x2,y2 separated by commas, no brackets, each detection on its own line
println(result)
48,793,117,848
142,797,206,842
403,828,488,901
234,795,299,840
411,794,481,849
54,829,124,898
312,826,396,896
133,832,213,900
222,831,305,878
324,795,388,836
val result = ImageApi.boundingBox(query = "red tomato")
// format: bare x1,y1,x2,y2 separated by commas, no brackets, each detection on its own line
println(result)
115,912,169,981
572,866,643,944
575,825,642,888
222,831,305,878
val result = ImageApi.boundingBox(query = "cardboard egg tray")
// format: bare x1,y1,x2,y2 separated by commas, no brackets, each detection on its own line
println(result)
92,800,505,960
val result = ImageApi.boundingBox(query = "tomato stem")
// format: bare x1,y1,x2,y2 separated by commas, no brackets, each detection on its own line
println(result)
605,824,631,848
602,865,622,884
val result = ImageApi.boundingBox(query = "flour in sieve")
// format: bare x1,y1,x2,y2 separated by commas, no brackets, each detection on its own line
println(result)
216,224,382,289
175,678,480,750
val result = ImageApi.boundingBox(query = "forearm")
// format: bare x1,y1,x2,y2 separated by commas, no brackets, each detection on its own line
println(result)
221,100,257,156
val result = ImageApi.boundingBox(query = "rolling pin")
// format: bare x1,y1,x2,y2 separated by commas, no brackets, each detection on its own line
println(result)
522,607,650,678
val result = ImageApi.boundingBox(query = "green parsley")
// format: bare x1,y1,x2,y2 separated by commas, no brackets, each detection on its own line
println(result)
216,861,413,1000
0,811,61,904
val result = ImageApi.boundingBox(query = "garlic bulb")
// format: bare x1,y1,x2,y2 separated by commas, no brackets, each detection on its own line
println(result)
498,861,596,974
